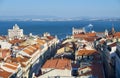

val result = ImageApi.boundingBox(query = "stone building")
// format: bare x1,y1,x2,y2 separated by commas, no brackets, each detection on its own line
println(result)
8,24,24,39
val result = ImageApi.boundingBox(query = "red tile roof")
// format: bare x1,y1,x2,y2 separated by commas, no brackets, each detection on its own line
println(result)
83,37,96,42
74,33,87,38
9,39,25,44
42,58,71,70
76,49,99,56
23,44,40,55
86,33,96,37
3,64,17,70
74,33,96,38
0,68,12,78
37,39,46,45
5,56,30,67
73,33,97,42
56,58,71,70
0,49,10,58
46,36,55,40
27,46,36,51
113,32,120,38
17,46,27,49
42,58,58,68
23,49,33,55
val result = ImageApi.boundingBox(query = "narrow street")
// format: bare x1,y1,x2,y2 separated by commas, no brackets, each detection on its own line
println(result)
29,44,57,78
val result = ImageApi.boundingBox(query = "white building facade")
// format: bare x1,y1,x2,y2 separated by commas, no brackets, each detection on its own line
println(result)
0,40,12,49
72,27,86,35
8,24,24,39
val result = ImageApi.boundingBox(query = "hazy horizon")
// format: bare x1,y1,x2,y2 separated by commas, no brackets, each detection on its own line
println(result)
0,0,120,18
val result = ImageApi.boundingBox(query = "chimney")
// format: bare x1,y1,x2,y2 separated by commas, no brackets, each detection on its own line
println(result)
61,55,64,59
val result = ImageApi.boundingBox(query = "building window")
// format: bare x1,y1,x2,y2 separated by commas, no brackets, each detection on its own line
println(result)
81,71,83,74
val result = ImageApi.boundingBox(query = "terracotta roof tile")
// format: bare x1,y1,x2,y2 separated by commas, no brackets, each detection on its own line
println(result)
9,39,26,44
113,32,120,37
86,33,96,37
17,46,27,49
46,36,55,40
0,49,11,58
5,56,30,67
0,68,12,78
37,39,46,45
74,33,87,38
27,46,36,51
42,58,71,70
3,64,17,70
42,59,58,68
56,58,71,70
83,37,96,42
76,49,99,56
74,33,96,38
23,49,33,55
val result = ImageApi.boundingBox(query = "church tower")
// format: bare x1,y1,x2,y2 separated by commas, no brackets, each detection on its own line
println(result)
111,26,115,34
72,27,74,35
105,29,108,36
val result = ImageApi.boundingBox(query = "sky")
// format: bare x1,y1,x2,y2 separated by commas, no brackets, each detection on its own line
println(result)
0,0,120,18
